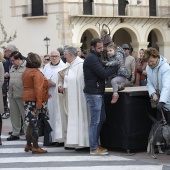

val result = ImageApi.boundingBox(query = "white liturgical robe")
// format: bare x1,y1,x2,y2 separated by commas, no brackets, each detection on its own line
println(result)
58,57,90,147
43,60,66,142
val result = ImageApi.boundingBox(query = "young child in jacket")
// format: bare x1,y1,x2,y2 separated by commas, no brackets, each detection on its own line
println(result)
105,43,129,104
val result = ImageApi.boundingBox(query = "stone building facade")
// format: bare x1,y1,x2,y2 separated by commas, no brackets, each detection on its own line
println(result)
0,0,170,59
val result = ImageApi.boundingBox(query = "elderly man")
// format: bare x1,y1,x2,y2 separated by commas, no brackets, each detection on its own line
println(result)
3,44,17,112
4,44,25,136
7,51,27,141
58,46,89,149
42,50,66,146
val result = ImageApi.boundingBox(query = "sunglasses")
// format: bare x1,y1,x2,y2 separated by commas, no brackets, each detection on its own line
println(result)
123,48,129,50
45,58,50,61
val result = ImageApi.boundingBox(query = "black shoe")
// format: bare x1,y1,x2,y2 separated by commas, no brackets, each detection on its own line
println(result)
64,147,75,150
75,147,90,151
7,135,20,141
8,131,12,135
55,142,64,147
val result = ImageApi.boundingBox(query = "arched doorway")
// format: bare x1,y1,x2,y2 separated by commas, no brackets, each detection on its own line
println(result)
113,28,132,51
147,30,159,51
80,29,98,50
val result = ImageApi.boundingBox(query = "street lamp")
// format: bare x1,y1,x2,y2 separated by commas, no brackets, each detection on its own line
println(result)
44,36,50,54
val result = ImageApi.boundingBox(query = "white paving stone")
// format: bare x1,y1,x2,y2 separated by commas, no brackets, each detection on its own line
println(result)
1,165,163,170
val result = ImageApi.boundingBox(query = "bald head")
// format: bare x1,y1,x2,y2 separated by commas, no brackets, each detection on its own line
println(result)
50,50,60,57
50,50,60,65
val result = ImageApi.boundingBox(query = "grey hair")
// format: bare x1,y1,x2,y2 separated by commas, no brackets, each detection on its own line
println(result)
50,50,61,57
57,47,64,55
65,46,77,56
6,44,18,52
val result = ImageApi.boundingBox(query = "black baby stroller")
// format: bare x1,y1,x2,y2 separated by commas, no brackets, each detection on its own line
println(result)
147,109,170,159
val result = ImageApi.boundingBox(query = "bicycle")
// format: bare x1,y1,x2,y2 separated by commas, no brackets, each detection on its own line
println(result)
1,106,10,119
1,78,10,119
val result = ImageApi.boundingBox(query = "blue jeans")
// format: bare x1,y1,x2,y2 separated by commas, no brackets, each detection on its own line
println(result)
85,94,106,151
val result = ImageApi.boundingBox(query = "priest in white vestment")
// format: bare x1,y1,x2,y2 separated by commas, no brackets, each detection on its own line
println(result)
58,46,90,148
43,50,66,144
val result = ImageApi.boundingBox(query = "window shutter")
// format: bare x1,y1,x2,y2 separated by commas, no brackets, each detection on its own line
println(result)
32,0,44,16
118,0,126,15
149,0,156,16
83,0,93,15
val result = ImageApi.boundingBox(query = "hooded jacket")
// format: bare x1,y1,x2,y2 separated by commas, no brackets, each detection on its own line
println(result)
106,47,129,78
146,56,170,110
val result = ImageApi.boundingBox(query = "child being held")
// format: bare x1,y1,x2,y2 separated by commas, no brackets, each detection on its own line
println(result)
105,43,129,104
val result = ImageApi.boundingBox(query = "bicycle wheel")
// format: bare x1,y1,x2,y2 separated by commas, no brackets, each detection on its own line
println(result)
1,108,10,119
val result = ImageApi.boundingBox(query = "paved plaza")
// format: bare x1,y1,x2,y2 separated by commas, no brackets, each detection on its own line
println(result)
0,118,170,170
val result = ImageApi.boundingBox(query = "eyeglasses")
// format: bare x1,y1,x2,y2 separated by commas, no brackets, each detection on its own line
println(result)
51,55,59,58
123,48,129,50
147,58,158,64
4,50,11,53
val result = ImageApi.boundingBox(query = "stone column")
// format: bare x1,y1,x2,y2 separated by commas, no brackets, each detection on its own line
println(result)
130,42,149,53
157,41,170,62
72,43,82,48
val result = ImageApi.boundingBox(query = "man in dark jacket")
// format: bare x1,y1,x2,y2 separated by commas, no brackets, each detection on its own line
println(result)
83,38,118,155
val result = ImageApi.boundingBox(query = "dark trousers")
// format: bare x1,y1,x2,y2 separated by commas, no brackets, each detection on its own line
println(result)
26,123,38,148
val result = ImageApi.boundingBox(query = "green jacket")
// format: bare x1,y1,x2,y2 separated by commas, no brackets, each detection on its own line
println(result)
8,60,26,98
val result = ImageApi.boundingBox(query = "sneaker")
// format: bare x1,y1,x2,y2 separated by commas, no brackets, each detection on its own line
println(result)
111,95,119,104
98,145,108,152
90,147,109,155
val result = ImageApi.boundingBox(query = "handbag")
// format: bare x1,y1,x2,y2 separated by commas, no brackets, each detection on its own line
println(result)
150,66,160,108
31,114,44,137
140,79,147,86
37,118,44,137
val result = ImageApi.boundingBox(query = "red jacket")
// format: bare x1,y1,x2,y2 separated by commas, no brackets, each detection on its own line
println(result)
22,68,48,108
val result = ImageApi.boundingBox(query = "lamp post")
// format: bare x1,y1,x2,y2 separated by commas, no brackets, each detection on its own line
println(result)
44,36,50,54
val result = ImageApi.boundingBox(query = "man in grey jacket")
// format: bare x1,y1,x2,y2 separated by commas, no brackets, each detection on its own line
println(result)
7,51,27,141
